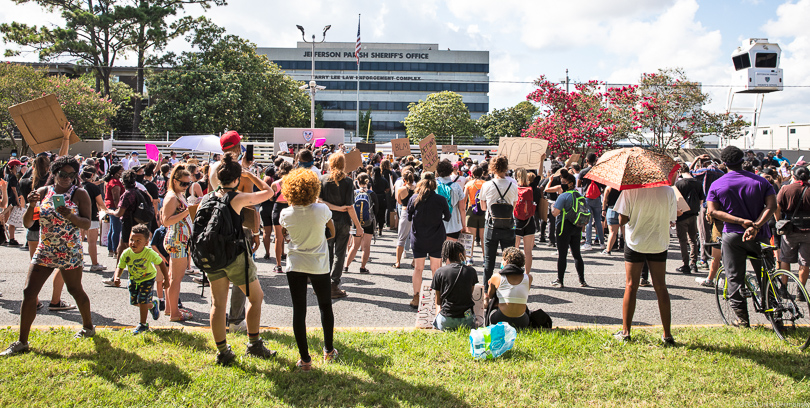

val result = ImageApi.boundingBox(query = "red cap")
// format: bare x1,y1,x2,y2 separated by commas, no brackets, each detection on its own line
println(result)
7,159,22,167
220,131,241,150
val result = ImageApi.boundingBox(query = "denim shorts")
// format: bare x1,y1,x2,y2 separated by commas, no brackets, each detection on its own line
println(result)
606,208,620,226
433,311,475,331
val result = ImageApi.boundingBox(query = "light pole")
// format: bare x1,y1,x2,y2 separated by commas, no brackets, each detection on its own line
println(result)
297,24,331,129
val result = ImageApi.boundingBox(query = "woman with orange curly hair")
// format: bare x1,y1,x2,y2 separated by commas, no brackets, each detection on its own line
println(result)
280,168,336,372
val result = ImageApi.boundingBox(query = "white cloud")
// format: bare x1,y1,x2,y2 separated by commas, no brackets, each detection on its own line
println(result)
760,0,810,125
446,22,460,32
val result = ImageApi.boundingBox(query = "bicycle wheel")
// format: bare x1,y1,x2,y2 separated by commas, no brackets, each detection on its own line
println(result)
714,269,735,326
766,270,810,350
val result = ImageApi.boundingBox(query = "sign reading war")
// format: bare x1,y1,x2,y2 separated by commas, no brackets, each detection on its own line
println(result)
498,137,549,170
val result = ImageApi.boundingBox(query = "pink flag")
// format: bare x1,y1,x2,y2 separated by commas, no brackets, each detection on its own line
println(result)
145,144,160,162
314,138,326,148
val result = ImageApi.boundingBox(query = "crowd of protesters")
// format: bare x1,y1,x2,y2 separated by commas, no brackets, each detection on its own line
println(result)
0,125,805,367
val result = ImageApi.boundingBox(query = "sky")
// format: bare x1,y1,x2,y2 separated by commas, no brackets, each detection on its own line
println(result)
2,0,809,126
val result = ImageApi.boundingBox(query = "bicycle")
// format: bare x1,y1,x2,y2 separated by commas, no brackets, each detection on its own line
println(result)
709,241,810,350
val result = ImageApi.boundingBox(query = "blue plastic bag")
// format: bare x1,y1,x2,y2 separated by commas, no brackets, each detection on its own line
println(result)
469,322,516,360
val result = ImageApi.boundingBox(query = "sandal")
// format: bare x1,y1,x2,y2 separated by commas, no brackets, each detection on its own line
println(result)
393,263,400,269
274,266,284,273
170,310,193,322
296,359,312,372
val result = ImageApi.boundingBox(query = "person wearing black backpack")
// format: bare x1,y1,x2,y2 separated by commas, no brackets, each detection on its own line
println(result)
674,164,705,275
197,153,277,365
478,156,518,291
550,169,588,288
105,170,152,261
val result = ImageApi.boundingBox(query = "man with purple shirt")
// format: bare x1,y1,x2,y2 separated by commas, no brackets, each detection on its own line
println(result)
707,146,777,327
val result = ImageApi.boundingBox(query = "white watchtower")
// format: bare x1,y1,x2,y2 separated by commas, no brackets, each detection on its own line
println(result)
725,38,783,148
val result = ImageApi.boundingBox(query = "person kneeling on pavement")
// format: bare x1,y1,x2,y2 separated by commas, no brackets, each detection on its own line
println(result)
431,240,479,331
485,247,532,329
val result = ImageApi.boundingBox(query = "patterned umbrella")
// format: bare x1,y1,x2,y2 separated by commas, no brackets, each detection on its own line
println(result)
584,147,680,190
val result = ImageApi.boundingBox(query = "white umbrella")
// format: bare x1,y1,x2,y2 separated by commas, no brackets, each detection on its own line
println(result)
169,134,222,154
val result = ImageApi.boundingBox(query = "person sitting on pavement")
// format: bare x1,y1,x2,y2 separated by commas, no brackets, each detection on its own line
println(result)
431,240,479,331
485,247,532,329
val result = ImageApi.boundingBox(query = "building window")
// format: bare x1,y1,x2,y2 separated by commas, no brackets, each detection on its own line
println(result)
762,130,768,135
317,101,488,112
790,128,796,134
272,60,490,73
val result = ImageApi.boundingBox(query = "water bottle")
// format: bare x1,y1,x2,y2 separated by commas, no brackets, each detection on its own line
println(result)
469,329,487,360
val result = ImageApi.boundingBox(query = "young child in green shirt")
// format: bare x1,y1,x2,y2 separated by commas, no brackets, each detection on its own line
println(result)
113,224,169,334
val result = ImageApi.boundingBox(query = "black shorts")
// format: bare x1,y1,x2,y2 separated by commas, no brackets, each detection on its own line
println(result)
260,202,275,227
446,231,461,239
515,217,536,236
354,224,375,236
624,246,668,263
413,248,442,259
272,202,288,226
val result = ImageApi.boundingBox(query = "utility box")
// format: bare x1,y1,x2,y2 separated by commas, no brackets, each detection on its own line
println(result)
731,38,783,93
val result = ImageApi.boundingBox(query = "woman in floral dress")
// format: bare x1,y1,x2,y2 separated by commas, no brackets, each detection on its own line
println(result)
2,155,95,356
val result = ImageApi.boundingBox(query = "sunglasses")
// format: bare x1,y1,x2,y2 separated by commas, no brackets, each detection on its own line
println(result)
175,180,191,188
57,170,77,179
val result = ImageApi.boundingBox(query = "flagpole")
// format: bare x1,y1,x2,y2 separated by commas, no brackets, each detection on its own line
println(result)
356,14,361,143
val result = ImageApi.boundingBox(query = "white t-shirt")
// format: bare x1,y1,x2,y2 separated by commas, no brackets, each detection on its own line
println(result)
121,157,131,170
614,186,677,254
479,177,518,221
438,176,465,234
279,203,332,274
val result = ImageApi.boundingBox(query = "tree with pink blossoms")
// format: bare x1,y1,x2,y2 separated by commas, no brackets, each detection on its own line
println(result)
626,68,713,154
522,76,636,160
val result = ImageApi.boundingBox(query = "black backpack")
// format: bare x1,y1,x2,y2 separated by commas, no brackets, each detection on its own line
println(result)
488,182,514,230
189,191,250,294
131,189,155,225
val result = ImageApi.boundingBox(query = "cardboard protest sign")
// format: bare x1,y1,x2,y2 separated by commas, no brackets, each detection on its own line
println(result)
188,204,199,221
442,145,458,154
415,282,437,329
497,137,548,170
344,149,363,172
419,134,439,172
8,94,80,154
391,138,411,158
459,233,474,260
314,138,326,148
672,186,692,214
439,153,458,163
278,141,289,153
565,153,581,167
241,207,258,233
471,284,486,327
280,156,294,164
356,142,376,153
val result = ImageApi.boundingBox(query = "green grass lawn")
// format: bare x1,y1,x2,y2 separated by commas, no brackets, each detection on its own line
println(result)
0,326,807,407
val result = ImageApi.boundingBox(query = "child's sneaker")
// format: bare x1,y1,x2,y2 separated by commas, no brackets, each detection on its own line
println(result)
151,300,160,321
132,323,149,335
